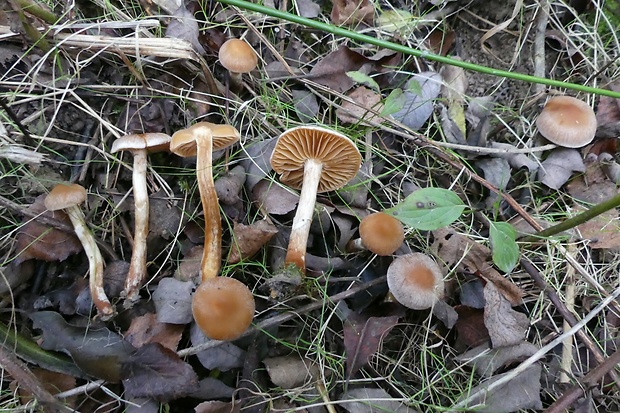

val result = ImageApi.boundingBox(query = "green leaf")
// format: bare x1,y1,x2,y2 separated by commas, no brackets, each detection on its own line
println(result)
385,188,465,230
406,78,422,96
346,71,380,92
381,88,405,116
489,221,519,273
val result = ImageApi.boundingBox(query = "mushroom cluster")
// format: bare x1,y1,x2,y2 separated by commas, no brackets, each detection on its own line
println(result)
171,122,255,341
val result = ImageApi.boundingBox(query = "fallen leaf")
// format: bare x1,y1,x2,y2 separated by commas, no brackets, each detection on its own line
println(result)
455,363,542,412
425,29,456,56
575,206,620,249
336,87,384,124
291,88,319,122
195,401,240,413
14,368,76,408
456,341,539,377
309,46,398,94
189,378,235,401
240,138,278,192
432,300,459,328
263,356,322,389
215,165,246,206
175,245,203,282
598,152,620,184
165,5,206,55
148,190,183,240
377,10,418,35
488,221,519,273
30,311,135,382
295,0,320,18
121,342,199,402
330,0,374,26
483,281,529,348
252,180,299,215
476,157,511,192
228,220,278,264
390,72,442,131
0,260,34,295
538,148,586,190
440,64,468,138
339,388,419,413
152,277,194,324
125,312,184,351
190,323,245,371
488,142,539,172
343,312,399,378
454,305,489,348
15,195,82,264
595,80,620,139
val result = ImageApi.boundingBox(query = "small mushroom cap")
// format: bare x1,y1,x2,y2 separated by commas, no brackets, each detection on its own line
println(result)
536,96,597,148
270,126,362,193
44,183,87,211
359,212,405,255
111,133,172,154
218,39,258,74
387,253,444,310
170,122,240,157
192,277,255,341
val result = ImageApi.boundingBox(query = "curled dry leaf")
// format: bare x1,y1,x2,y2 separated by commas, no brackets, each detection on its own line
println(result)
125,312,184,351
456,341,539,378
538,148,586,190
190,323,245,371
330,0,374,26
483,280,529,348
15,195,82,264
165,5,206,55
228,220,278,264
252,179,299,215
336,86,384,124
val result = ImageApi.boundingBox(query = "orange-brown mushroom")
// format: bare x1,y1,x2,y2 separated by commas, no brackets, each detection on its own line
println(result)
270,126,361,274
536,96,597,148
218,38,258,87
387,253,444,310
347,212,405,255
45,183,115,319
111,132,171,305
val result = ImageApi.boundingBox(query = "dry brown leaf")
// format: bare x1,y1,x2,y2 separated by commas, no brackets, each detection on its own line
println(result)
15,195,82,264
483,281,529,348
595,80,620,139
454,305,489,348
252,180,299,215
13,368,77,408
566,155,620,204
215,165,246,206
425,29,456,56
263,356,322,389
575,206,620,249
125,312,184,351
195,401,240,413
175,245,203,282
228,220,278,264
336,86,383,124
431,228,523,305
330,0,374,26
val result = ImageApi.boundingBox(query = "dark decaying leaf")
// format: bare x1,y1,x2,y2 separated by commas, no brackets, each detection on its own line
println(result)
330,0,374,26
228,220,278,264
252,180,299,215
195,401,240,413
339,388,419,413
152,277,194,325
240,138,278,192
215,165,246,206
483,281,529,348
456,364,542,412
309,46,398,94
175,245,203,282
165,5,206,55
148,190,183,240
456,341,539,378
15,195,82,264
295,0,320,18
344,312,399,377
595,80,620,139
0,260,34,295
121,342,199,402
291,89,319,122
30,311,136,382
190,323,245,371
454,305,490,348
124,312,184,351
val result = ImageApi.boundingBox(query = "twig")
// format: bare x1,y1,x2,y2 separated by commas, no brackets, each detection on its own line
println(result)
559,244,576,384
533,0,550,95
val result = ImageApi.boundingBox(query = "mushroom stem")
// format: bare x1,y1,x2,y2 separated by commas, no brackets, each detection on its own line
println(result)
284,158,323,273
196,130,221,281
65,206,114,319
123,149,149,304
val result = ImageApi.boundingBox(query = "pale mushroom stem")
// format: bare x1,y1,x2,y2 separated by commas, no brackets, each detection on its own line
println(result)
196,130,222,281
284,158,323,274
65,206,115,319
123,149,149,304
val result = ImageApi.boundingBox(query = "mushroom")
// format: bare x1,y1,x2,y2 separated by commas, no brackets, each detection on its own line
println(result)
218,38,258,88
111,132,171,305
44,183,115,319
192,276,256,341
536,95,597,148
171,122,255,340
347,212,405,255
270,126,362,274
387,253,444,310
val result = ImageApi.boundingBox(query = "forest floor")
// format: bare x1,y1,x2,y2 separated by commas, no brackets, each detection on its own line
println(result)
1,0,620,412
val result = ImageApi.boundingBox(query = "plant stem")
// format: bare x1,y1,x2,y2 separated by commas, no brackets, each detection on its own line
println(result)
522,192,620,242
216,0,620,99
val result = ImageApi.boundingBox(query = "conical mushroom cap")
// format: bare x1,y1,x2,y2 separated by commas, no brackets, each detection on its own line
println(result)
270,126,361,193
387,253,444,310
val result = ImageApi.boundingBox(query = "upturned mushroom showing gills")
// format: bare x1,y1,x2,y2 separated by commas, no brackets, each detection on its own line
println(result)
270,126,362,274
44,183,115,319
111,132,171,305
171,122,255,340
347,212,405,255
387,253,444,310
536,96,597,148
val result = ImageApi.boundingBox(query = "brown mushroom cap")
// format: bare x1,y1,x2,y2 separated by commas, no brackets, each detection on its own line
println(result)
44,183,87,211
387,253,444,310
111,133,171,154
359,212,405,255
270,126,362,193
218,39,258,74
192,277,255,341
536,96,597,148
170,122,240,157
